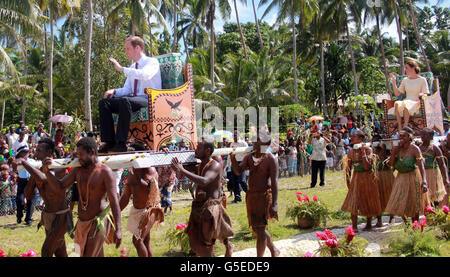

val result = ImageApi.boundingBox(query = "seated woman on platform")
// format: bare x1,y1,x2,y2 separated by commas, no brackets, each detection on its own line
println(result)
389,60,429,130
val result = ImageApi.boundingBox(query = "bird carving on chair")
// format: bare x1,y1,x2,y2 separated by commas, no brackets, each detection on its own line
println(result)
166,99,182,111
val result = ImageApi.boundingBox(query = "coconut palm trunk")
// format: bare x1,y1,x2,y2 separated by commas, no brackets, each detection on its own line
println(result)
85,0,93,132
173,0,178,52
320,41,327,115
407,0,431,72
392,0,405,75
209,0,215,87
252,0,263,50
291,1,298,104
147,13,153,56
376,12,392,98
234,0,248,60
22,41,27,122
1,100,5,130
49,9,54,133
346,20,359,96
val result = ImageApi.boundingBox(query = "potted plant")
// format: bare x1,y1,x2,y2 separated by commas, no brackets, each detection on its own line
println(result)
315,227,368,257
286,192,330,229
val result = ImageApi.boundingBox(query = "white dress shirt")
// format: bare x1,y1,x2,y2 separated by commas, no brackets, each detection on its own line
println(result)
114,55,162,99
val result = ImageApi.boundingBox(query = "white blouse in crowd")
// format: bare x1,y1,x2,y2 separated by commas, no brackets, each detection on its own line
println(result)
311,137,327,161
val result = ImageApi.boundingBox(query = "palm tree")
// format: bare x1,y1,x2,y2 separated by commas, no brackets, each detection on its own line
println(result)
232,0,249,60
85,0,94,131
407,0,431,72
178,0,209,50
391,0,405,74
324,0,364,97
39,0,73,131
108,0,147,35
260,0,318,104
364,2,393,96
251,0,264,50
142,0,168,55
1,0,43,122
196,0,231,87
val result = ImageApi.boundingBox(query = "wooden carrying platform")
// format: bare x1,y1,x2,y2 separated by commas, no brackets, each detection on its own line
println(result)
383,73,443,136
115,55,197,151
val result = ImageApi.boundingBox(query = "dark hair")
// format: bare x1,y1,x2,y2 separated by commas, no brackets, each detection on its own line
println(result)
38,138,55,154
422,127,434,137
402,126,414,134
201,136,215,156
405,60,421,74
76,137,98,156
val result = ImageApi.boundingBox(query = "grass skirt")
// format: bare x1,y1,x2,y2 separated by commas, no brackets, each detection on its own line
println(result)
377,170,395,211
385,169,430,218
425,168,446,203
341,171,383,217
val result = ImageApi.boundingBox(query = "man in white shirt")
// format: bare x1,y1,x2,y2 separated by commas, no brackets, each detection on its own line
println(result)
228,130,248,203
12,131,29,154
14,145,35,225
6,125,19,147
99,36,162,153
32,124,49,145
308,131,331,188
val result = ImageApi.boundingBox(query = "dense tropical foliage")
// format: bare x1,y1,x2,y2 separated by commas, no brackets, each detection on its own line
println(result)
0,0,448,131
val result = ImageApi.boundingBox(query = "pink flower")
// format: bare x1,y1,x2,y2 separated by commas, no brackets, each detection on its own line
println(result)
325,239,338,248
324,229,337,240
303,195,310,202
176,223,187,230
120,254,127,257
420,217,426,232
442,205,449,215
0,249,7,257
121,248,127,254
26,250,38,257
412,220,419,231
296,192,303,202
315,232,328,241
425,205,435,214
313,195,318,201
345,226,355,242
302,251,315,257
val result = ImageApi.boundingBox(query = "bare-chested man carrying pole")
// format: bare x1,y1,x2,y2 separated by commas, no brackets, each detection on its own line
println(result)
171,136,234,257
231,131,280,257
42,137,122,257
119,165,164,257
12,139,72,257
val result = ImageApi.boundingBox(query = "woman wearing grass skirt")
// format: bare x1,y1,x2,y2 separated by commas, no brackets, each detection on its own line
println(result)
419,128,449,207
385,127,429,223
372,135,395,226
341,131,382,232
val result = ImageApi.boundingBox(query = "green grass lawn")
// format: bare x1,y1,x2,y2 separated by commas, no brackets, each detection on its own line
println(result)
0,170,448,257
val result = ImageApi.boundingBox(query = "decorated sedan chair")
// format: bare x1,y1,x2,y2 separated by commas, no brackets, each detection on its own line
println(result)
383,72,444,137
113,53,197,151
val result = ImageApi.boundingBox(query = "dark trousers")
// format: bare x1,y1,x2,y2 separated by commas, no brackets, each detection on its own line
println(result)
16,178,33,222
98,96,148,144
311,160,326,187
228,171,247,201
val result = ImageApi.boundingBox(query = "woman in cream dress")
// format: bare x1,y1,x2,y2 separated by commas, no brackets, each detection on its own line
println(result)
389,60,429,130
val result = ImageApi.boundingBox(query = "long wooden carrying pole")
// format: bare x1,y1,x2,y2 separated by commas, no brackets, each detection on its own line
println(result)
18,147,254,171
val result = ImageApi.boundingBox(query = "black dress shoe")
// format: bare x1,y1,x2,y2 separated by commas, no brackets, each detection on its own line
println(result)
109,143,128,153
99,142,115,153
17,218,22,224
